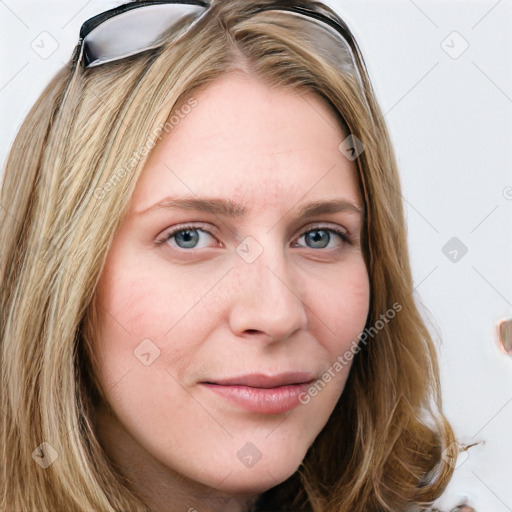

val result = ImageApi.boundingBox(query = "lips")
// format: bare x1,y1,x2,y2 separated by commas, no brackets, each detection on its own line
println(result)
203,372,316,388
200,372,316,414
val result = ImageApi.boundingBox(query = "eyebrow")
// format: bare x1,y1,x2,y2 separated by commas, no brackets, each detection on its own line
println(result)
137,196,363,220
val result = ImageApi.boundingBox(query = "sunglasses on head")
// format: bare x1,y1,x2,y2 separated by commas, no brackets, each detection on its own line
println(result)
76,0,363,81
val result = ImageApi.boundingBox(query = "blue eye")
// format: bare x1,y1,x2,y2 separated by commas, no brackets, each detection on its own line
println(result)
157,225,215,250
156,224,352,251
295,227,351,249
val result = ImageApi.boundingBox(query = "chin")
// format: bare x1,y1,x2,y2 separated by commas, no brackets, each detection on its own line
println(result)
210,451,305,495
218,471,291,495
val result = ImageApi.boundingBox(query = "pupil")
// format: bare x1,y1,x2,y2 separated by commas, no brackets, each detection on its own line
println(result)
176,229,199,248
307,230,329,248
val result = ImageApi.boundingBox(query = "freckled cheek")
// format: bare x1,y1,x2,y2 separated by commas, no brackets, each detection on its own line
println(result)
92,268,207,377
317,262,370,355
100,267,188,332
345,265,371,319
90,274,165,366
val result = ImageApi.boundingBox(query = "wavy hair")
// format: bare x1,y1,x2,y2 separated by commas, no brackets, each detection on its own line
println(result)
1,0,459,510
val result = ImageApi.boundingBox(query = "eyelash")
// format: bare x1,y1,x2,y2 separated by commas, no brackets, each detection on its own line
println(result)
155,223,354,251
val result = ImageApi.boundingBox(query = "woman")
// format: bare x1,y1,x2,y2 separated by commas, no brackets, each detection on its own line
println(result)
0,1,460,510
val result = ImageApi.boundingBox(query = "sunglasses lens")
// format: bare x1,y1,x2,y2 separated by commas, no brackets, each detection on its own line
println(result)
83,3,207,67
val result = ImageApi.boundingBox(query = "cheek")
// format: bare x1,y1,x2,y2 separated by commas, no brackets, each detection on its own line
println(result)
311,258,370,353
297,260,369,410
94,236,187,338
90,249,211,395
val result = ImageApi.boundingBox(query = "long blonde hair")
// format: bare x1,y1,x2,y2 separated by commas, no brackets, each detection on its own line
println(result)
1,1,458,510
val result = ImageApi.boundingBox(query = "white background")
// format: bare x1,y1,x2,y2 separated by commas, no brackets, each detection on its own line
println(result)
1,1,511,510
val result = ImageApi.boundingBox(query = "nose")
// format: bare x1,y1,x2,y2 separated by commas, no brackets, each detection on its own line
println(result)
228,241,308,343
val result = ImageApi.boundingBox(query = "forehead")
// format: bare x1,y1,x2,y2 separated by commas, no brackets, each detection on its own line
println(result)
130,72,361,214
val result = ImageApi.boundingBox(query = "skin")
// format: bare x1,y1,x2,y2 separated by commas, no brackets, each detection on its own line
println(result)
91,71,370,512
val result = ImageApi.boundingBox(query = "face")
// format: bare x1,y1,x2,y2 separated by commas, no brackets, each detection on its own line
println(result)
91,72,370,510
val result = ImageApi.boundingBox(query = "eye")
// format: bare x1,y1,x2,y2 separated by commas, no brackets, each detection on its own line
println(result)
294,225,352,250
156,224,218,250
